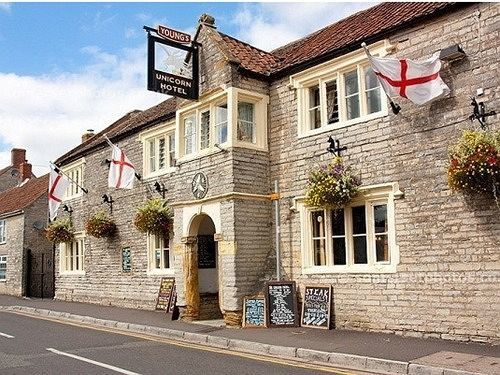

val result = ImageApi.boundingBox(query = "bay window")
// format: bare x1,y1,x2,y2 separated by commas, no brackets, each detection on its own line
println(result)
214,103,228,144
184,115,197,155
237,101,256,143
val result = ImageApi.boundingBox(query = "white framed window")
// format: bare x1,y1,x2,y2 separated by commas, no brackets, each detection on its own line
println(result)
140,121,176,179
298,182,401,273
237,101,256,143
0,220,5,244
147,233,173,275
176,88,269,161
0,256,6,280
60,235,85,274
62,159,85,200
291,41,391,137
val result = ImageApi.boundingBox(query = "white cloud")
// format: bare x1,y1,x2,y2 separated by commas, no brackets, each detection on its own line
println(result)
232,2,376,51
0,3,11,13
0,44,165,176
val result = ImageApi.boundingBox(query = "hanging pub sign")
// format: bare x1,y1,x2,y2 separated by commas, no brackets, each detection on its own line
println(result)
144,25,199,100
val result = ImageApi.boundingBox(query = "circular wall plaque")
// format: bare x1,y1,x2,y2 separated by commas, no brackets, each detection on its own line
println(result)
191,172,208,199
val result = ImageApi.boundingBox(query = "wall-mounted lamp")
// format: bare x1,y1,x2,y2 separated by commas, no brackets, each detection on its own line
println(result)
439,44,466,62
153,181,168,199
327,136,347,157
102,194,114,213
469,97,496,130
62,204,73,213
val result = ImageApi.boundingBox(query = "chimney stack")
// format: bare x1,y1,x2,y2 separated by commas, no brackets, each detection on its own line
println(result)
199,14,216,28
19,162,32,181
82,129,95,143
11,148,26,169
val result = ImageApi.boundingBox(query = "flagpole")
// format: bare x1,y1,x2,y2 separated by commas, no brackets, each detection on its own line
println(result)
49,162,89,194
361,42,401,115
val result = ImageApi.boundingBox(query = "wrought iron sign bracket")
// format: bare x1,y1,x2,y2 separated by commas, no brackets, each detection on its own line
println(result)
102,194,114,213
327,136,347,157
469,97,496,129
153,181,168,199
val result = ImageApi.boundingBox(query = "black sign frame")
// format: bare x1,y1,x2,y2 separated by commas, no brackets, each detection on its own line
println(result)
301,284,332,330
265,281,299,328
145,27,199,100
155,277,175,311
242,296,266,328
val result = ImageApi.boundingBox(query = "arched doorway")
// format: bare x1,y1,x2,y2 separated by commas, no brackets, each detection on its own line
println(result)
186,213,222,320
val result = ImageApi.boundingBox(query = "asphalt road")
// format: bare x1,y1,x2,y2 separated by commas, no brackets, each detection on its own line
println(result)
0,312,354,375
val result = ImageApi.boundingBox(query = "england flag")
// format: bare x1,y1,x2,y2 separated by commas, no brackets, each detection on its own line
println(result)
48,165,70,221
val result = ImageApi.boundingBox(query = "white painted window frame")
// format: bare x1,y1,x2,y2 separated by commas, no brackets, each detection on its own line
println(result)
59,232,85,275
0,255,6,281
139,121,176,180
62,159,86,201
176,87,269,162
291,41,392,138
296,182,402,274
0,220,5,244
147,233,174,276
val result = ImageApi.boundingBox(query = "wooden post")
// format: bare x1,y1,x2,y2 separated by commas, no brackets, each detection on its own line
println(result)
182,237,200,320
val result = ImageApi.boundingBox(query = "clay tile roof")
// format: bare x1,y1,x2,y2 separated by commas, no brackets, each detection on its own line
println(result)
0,174,49,217
56,97,177,166
214,2,460,77
217,32,282,76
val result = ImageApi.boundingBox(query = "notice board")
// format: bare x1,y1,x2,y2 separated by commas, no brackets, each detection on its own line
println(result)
242,296,266,328
265,281,299,328
301,285,332,329
197,235,216,269
155,277,175,311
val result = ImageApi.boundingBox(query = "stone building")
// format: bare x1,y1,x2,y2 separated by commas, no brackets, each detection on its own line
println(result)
0,174,53,297
53,2,499,342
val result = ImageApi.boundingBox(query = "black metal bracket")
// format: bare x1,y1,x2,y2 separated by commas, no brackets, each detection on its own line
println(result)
62,204,73,214
102,194,114,213
153,181,168,199
469,97,496,129
327,136,347,157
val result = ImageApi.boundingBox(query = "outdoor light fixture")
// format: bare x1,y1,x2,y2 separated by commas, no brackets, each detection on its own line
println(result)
153,181,167,199
469,97,496,129
439,44,466,62
327,136,347,157
102,194,114,212
62,204,73,213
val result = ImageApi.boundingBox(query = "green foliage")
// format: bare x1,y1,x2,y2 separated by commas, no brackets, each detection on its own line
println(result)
45,218,74,244
447,129,500,197
305,157,361,209
134,198,173,235
85,210,116,238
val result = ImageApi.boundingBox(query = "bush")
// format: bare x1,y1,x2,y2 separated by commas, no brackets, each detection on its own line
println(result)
134,198,173,235
447,129,500,198
305,157,361,209
45,218,74,244
85,210,116,238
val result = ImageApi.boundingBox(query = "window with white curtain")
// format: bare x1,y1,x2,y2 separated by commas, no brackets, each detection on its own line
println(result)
237,102,256,143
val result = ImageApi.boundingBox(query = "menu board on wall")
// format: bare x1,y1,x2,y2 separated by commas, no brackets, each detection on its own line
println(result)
301,285,332,329
197,235,216,269
242,297,266,328
155,277,175,311
265,281,299,328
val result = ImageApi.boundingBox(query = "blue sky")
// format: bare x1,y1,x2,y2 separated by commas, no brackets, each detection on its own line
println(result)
0,2,374,175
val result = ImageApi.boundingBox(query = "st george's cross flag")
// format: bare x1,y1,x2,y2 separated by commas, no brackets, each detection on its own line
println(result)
48,165,70,221
107,141,136,189
367,52,449,105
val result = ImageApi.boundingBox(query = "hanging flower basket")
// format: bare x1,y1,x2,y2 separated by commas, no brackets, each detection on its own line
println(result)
85,210,117,238
305,156,361,209
134,198,173,236
45,218,75,244
447,129,500,198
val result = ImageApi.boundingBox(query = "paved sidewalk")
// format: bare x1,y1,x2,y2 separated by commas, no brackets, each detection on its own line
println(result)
0,295,498,375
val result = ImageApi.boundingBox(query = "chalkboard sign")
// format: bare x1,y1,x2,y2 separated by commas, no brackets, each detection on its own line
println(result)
242,297,266,328
265,281,299,328
301,285,332,330
167,284,177,313
155,277,175,311
197,235,216,269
